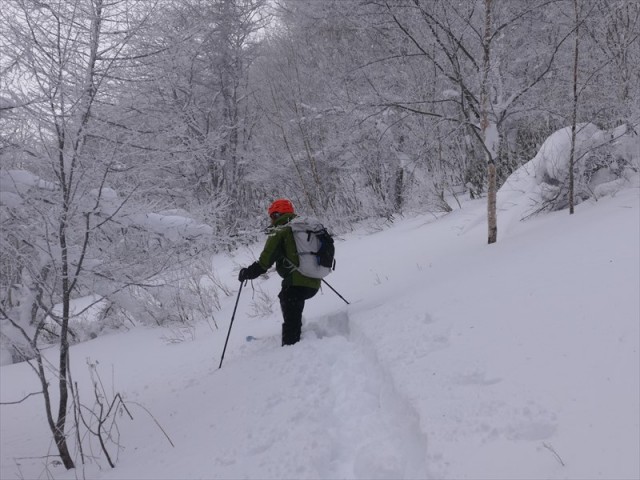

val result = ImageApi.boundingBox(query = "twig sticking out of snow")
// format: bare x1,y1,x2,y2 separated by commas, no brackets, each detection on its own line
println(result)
543,442,565,467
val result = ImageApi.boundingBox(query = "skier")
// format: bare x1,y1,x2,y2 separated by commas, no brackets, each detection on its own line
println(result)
238,199,320,346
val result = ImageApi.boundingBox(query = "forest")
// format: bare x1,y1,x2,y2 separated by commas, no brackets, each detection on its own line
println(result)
2,0,639,345
0,0,638,470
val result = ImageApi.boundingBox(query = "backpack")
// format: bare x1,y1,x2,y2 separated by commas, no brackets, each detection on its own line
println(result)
288,219,335,279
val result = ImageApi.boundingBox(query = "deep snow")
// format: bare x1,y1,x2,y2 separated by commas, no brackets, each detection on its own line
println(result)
1,184,639,480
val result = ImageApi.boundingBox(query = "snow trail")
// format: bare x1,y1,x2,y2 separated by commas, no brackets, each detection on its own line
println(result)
75,309,430,480
210,309,429,479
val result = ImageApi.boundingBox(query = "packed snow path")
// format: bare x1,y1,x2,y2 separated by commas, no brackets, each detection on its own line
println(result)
74,311,430,480
210,312,429,479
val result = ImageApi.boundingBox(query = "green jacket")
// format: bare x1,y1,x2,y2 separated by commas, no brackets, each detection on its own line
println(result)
257,213,321,290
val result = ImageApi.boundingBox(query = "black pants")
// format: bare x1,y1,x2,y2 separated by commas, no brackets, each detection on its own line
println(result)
278,286,318,346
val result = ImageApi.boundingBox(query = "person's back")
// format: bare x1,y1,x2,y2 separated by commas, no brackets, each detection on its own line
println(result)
238,199,320,345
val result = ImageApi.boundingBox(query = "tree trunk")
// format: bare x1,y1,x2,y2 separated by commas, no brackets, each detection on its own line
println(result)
394,166,404,212
569,0,580,215
482,0,498,244
53,152,75,469
487,163,497,243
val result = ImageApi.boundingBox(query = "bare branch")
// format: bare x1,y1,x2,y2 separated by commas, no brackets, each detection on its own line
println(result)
0,391,43,405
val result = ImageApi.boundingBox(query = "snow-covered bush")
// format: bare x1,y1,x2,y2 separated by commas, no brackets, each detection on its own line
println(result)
497,123,639,226
0,166,227,365
533,123,639,210
110,262,227,329
494,122,639,238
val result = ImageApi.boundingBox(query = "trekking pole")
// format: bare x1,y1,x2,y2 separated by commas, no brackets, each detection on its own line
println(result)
219,281,244,369
284,257,350,305
321,278,350,305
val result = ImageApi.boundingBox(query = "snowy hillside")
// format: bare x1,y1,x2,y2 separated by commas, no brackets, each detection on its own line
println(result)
1,184,639,480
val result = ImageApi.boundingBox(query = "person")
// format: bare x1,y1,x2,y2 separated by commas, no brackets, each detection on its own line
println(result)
238,199,320,346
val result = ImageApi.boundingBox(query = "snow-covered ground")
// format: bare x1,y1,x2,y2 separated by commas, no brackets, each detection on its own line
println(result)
1,183,639,479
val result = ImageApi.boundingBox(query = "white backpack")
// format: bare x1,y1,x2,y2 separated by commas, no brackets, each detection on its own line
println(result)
288,219,335,279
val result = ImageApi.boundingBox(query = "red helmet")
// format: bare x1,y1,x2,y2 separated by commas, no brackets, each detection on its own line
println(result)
268,198,295,216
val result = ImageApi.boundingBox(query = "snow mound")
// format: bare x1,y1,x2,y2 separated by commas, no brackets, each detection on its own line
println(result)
497,123,639,234
0,169,56,200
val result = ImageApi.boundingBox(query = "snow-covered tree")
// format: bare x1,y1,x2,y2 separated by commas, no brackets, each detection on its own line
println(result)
0,0,220,468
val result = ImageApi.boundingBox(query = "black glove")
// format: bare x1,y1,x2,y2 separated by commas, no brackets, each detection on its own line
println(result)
238,262,266,282
238,268,248,282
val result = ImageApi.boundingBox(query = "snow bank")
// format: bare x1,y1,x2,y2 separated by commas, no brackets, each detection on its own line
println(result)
0,169,57,204
497,123,639,235
0,169,55,193
126,213,214,241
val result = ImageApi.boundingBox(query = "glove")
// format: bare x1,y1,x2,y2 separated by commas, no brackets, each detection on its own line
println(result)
238,268,249,282
238,262,266,282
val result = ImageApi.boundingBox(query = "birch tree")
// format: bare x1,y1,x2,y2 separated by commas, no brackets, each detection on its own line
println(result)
568,0,581,215
480,0,498,242
350,0,575,241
